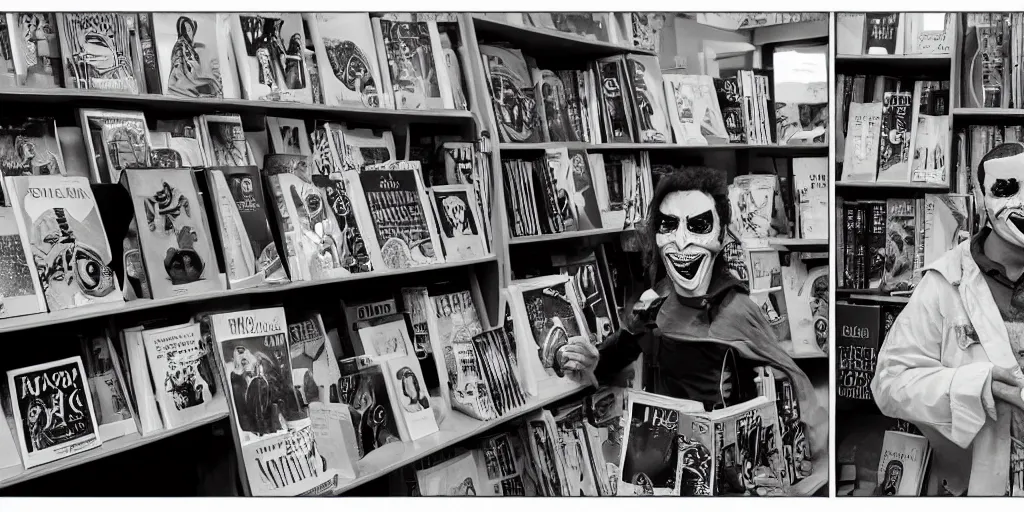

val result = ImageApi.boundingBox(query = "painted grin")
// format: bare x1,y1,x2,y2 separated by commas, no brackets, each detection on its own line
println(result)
667,252,705,280
1009,212,1024,234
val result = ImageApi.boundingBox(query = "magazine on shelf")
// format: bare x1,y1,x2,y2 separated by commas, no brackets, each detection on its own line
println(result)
5,175,124,311
381,353,440,441
57,13,140,94
425,288,493,421
123,168,223,299
360,161,445,270
417,450,484,496
876,430,931,496
479,44,541,144
80,331,138,441
229,13,314,104
6,356,102,469
5,13,63,89
336,356,402,459
0,117,67,206
77,109,153,184
266,117,311,156
428,184,488,262
151,13,230,98
307,401,358,479
141,321,228,430
0,206,45,319
617,390,703,496
304,13,386,108
287,311,342,407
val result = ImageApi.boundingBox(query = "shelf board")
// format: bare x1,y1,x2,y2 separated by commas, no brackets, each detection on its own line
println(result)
472,15,654,58
0,89,475,126
835,53,951,75
836,180,949,191
334,377,590,495
0,412,228,489
498,142,828,155
840,293,911,304
0,255,498,334
952,107,1024,124
768,238,828,249
509,226,628,244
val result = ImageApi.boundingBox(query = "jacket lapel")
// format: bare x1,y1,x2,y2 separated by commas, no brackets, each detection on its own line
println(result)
957,243,1020,368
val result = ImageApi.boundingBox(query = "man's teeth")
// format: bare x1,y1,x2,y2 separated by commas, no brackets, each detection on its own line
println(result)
668,252,701,263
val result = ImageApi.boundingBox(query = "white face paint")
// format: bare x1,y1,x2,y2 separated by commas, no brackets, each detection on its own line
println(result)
655,190,722,297
983,152,1024,248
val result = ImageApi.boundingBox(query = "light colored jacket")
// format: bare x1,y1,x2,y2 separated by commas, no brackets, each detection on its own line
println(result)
871,241,1018,496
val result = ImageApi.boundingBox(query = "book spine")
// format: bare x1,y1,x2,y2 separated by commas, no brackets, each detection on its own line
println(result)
136,14,162,94
868,201,887,289
843,201,857,289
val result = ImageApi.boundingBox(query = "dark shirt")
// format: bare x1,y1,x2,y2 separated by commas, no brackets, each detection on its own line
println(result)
595,257,756,411
969,228,1024,495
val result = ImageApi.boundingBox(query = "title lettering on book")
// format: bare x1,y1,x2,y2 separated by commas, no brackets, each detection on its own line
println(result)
355,300,394,321
15,361,95,444
252,426,324,491
228,315,282,337
25,186,91,201
647,406,678,431
881,446,922,465
870,14,897,40
838,345,877,400
432,291,472,318
289,319,322,345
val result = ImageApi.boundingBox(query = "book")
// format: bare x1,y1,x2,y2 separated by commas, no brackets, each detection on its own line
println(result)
781,258,829,357
836,14,866,55
523,410,570,496
729,174,786,239
425,289,493,421
617,390,704,496
80,331,138,440
266,171,348,281
121,327,163,435
355,313,417,362
210,307,306,446
583,387,626,495
196,114,252,167
662,74,728,145
5,175,124,311
307,401,358,479
836,303,881,404
304,13,386,108
375,19,444,110
555,251,615,344
238,421,339,496
0,117,67,206
479,44,541,143
478,432,529,495
714,77,746,143
877,431,931,495
265,117,311,156
875,91,914,183
865,13,902,55
336,358,402,458
417,451,483,496
360,161,444,269
340,126,396,167
151,13,229,98
905,13,953,55
287,311,342,407
205,167,288,288
792,157,828,240
141,321,228,429
773,45,828,145
0,206,45,319
123,168,223,299
471,326,528,417
923,194,970,269
7,356,102,469
5,13,63,88
623,54,670,144
881,198,918,293
381,353,439,442
230,13,314,103
78,109,153,184
594,57,635,143
552,403,600,496
428,184,487,262
57,14,140,93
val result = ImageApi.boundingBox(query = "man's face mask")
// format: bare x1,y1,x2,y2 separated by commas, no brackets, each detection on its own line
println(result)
655,190,722,297
983,149,1024,248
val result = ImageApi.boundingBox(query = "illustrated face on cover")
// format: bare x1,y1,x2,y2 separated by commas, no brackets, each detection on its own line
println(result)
32,208,117,307
882,460,903,495
655,191,722,297
981,145,1024,248
487,60,536,142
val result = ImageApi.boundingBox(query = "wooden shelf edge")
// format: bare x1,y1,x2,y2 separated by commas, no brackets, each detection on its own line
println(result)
836,180,949,190
471,15,655,56
498,142,828,153
952,107,1024,118
509,227,628,244
0,89,475,123
0,255,498,334
333,378,591,495
768,238,828,248
835,53,951,61
0,412,228,489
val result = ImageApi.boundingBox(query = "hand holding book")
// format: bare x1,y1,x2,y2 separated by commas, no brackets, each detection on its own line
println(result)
991,365,1024,413
558,338,600,373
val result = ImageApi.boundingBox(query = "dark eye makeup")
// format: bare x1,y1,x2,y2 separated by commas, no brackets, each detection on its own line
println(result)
990,178,1020,198
686,210,715,235
657,214,679,234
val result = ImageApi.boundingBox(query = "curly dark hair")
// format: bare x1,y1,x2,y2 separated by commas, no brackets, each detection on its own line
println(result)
641,166,732,286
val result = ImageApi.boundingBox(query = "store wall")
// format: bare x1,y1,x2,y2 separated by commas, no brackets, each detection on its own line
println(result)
659,15,753,74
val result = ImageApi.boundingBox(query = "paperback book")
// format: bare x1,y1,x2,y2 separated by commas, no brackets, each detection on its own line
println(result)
230,13,314,103
5,175,124,311
287,311,342,406
304,13,386,108
7,356,102,469
360,161,444,270
336,357,402,458
80,331,138,440
0,117,67,206
78,109,153,184
0,206,45,319
57,13,140,94
151,13,229,98
141,321,228,429
123,168,223,299
428,184,487,262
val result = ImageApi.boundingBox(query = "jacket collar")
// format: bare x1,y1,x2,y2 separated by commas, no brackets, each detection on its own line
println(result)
922,240,1019,368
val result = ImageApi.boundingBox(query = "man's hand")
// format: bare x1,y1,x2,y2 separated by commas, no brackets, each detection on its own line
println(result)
558,339,600,373
992,365,1024,412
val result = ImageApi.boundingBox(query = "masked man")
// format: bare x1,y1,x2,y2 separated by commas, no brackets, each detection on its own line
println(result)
560,166,827,466
872,143,1024,496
